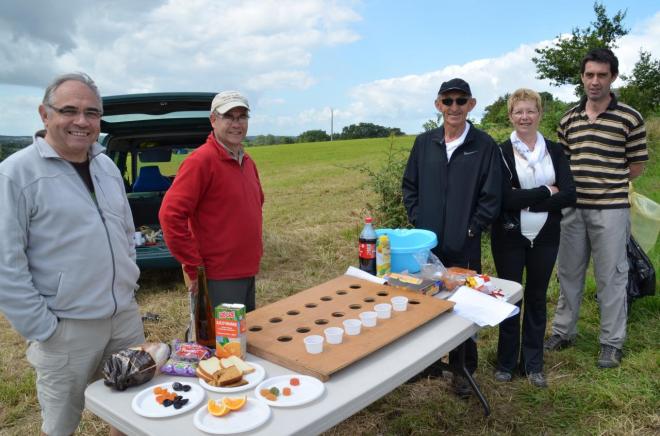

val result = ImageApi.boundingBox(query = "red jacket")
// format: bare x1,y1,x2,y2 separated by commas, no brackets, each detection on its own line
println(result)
160,133,264,281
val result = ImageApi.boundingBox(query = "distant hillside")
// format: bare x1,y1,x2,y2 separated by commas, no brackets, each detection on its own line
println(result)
0,135,32,161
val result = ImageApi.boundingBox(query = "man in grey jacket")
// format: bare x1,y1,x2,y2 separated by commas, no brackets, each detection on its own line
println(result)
0,72,144,436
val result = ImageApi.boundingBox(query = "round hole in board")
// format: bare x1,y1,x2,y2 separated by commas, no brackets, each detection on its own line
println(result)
349,304,362,310
332,312,344,318
363,297,375,303
336,290,348,295
349,284,361,289
314,319,329,325
277,336,292,342
249,326,262,332
320,296,333,301
409,299,421,305
305,303,317,308
269,317,283,323
287,310,300,316
296,327,311,333
377,291,389,296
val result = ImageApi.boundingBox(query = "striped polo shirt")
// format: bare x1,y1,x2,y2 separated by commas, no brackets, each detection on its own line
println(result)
557,94,647,209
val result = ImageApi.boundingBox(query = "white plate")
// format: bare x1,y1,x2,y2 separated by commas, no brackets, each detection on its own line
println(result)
193,398,271,434
131,381,205,418
198,362,266,393
255,375,325,407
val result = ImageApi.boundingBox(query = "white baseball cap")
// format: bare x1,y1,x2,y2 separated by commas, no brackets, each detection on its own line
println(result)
211,91,249,114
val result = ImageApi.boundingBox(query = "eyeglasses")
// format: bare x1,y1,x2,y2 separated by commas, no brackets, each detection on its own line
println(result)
47,104,103,120
440,97,470,106
217,113,249,123
511,109,539,118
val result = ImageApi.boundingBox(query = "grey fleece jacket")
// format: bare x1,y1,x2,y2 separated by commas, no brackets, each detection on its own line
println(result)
0,136,140,341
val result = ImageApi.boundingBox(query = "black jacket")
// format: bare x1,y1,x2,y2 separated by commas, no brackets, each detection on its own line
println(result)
402,123,502,260
491,138,576,248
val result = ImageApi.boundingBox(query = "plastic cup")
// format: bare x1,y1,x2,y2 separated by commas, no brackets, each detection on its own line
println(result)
342,319,362,336
303,335,324,354
374,303,392,319
324,327,344,344
359,311,378,327
391,296,409,312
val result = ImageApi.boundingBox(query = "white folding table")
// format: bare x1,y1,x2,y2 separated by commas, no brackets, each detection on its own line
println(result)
85,277,522,435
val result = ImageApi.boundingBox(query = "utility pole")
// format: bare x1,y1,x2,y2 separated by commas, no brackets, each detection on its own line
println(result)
330,108,334,141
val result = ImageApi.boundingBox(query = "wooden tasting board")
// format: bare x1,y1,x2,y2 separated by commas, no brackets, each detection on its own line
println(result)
246,275,454,381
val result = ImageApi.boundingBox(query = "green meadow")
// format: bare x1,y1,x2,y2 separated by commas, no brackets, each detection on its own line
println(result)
0,123,658,435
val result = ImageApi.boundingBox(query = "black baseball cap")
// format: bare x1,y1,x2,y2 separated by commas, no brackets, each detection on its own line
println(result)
438,78,472,96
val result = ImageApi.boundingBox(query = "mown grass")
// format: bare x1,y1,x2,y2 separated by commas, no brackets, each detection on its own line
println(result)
0,124,658,435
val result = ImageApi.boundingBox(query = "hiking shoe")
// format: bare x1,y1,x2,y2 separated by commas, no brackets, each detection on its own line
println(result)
452,375,472,398
527,372,547,388
544,334,574,351
597,345,623,368
494,370,512,382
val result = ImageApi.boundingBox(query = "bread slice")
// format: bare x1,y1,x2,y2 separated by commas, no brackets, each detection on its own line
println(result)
196,367,214,384
223,378,249,388
198,357,221,380
217,365,243,386
220,355,255,374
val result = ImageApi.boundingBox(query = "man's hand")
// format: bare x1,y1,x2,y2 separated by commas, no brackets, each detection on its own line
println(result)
188,279,199,295
548,185,559,194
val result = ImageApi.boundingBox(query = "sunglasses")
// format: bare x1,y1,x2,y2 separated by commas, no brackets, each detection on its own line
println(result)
440,97,470,106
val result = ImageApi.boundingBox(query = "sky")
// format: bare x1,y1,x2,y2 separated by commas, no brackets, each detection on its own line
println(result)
1,0,659,137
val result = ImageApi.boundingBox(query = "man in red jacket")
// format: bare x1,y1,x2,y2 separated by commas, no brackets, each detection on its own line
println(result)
160,91,264,311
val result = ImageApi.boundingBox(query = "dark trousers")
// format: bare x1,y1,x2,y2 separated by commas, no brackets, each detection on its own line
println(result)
437,236,482,375
492,242,558,374
207,277,256,312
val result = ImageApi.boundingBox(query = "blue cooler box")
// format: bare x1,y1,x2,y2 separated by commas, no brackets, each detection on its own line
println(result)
375,228,438,273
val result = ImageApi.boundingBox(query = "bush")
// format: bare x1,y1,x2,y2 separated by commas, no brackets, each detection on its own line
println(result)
355,135,411,228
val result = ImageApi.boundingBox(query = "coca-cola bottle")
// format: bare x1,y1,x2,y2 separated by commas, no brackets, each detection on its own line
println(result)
359,217,377,275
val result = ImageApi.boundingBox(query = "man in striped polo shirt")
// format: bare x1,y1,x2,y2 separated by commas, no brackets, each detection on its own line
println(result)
544,48,648,368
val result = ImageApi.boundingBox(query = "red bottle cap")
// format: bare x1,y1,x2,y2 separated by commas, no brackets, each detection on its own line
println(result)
365,217,373,223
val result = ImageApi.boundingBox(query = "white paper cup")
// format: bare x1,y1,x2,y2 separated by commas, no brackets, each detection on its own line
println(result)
359,311,378,327
303,335,324,354
391,296,409,312
374,303,392,319
342,319,362,336
324,327,344,344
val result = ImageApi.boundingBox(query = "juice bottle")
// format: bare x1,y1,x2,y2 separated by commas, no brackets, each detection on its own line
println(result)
376,234,391,277
215,303,247,359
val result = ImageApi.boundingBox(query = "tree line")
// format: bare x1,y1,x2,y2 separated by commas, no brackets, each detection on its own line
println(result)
246,122,405,146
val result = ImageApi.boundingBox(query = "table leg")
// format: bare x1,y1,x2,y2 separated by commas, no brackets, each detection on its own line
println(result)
438,342,491,416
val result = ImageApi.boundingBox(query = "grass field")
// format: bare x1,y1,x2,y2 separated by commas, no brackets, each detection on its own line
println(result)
0,125,658,435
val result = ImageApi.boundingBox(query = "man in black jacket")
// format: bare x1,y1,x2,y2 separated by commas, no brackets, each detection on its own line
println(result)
402,78,502,397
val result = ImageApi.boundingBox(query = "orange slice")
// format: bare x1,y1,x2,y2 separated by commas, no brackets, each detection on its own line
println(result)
222,395,247,411
207,399,231,417
224,342,242,357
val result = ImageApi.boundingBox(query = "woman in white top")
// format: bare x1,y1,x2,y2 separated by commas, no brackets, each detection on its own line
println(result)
491,89,576,387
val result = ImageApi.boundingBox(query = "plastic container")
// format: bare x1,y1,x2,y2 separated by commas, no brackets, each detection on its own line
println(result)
342,319,362,335
324,327,344,344
359,311,378,327
303,335,324,354
359,217,377,275
374,303,392,319
375,229,438,273
391,296,408,311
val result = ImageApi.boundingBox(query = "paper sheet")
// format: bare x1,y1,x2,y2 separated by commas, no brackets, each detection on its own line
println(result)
448,286,520,327
345,266,387,284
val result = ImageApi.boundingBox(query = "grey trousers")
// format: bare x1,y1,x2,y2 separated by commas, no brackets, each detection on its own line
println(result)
552,207,630,349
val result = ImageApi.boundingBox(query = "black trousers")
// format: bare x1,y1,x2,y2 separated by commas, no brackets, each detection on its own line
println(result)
492,242,558,374
437,236,482,375
207,277,256,313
